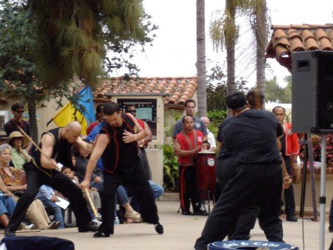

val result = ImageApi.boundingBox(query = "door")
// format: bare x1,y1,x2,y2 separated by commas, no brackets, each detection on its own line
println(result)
0,111,9,130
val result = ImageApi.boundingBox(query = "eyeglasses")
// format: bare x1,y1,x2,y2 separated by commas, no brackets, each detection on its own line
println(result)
15,110,24,113
128,110,136,114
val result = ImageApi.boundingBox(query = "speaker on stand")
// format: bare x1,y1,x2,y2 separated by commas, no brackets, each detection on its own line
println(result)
292,51,333,250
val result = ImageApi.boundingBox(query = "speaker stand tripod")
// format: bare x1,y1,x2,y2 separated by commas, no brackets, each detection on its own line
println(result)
319,135,327,250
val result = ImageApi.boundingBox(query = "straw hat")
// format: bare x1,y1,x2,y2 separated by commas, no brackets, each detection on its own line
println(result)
6,131,29,149
0,131,8,140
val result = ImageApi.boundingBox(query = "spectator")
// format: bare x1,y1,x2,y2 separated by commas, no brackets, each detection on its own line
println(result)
4,102,32,152
7,131,31,172
273,106,299,222
86,103,106,135
0,131,8,145
172,99,207,139
0,144,59,230
174,115,209,215
200,117,216,152
37,185,65,228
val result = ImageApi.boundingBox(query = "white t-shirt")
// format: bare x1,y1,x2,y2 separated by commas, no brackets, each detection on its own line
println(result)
207,128,216,150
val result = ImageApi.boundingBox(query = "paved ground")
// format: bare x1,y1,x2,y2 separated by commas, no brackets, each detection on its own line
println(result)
0,201,332,250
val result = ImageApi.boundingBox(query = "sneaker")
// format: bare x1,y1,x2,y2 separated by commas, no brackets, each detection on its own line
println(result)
154,222,164,235
78,223,99,233
25,224,35,230
93,231,111,238
92,219,102,227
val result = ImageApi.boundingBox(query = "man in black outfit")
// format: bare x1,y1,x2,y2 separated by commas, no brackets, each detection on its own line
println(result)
5,121,98,236
194,92,284,250
81,102,163,238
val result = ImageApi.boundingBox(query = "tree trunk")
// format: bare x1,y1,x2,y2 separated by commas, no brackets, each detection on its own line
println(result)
256,0,268,94
196,0,207,117
27,83,38,144
226,0,236,96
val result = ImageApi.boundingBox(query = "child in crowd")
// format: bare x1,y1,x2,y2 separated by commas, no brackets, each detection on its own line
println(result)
37,185,65,228
61,166,101,225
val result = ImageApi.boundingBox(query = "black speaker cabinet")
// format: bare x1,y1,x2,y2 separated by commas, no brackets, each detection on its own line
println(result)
292,51,333,134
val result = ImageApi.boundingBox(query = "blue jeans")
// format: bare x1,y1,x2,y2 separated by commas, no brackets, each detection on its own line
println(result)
38,197,65,228
0,196,16,216
130,180,164,212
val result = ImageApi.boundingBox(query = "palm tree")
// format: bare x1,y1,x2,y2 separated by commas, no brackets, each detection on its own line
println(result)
210,0,269,96
196,0,207,116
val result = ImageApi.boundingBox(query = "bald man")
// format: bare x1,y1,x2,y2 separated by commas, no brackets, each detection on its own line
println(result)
5,122,97,236
200,117,216,152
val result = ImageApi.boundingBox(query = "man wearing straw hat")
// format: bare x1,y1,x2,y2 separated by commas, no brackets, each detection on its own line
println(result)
5,121,98,236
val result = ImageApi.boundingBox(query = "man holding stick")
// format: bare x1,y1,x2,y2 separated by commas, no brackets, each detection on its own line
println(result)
5,121,98,236
81,102,163,238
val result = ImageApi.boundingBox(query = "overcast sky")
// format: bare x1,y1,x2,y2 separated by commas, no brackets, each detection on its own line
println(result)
111,0,333,88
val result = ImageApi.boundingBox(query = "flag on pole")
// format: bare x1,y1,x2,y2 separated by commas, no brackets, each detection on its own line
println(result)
52,86,95,135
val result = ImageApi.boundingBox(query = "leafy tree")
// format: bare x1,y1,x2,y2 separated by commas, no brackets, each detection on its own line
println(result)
210,0,269,96
265,76,291,103
28,0,155,87
206,63,248,112
0,1,156,142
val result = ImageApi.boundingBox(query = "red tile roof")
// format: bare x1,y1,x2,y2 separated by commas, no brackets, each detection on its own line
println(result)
93,77,197,109
266,24,333,71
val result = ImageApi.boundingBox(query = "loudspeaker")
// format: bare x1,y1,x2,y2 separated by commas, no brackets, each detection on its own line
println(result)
292,51,333,134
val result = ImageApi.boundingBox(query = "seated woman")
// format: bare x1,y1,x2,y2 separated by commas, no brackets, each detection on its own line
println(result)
7,131,31,172
0,144,59,230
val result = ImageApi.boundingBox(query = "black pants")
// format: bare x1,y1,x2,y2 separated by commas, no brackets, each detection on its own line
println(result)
194,163,283,250
283,156,296,216
179,165,199,212
214,156,238,200
7,162,92,231
214,156,257,239
99,157,159,235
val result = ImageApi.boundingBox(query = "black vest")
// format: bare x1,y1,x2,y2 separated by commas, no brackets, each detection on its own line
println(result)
100,114,138,173
33,128,73,176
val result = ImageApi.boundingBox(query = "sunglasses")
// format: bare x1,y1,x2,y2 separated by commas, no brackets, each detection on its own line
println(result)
128,110,136,113
15,110,24,113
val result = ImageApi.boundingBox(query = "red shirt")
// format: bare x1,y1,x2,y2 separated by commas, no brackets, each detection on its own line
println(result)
86,121,99,135
283,122,299,156
176,130,204,167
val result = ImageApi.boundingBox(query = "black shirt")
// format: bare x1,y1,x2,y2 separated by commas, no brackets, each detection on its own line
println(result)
216,117,233,159
223,109,283,164
4,119,31,136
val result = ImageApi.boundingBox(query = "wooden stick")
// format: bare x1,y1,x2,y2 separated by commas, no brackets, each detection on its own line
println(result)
84,188,98,219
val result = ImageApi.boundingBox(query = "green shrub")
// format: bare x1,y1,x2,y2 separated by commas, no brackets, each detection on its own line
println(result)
163,144,179,192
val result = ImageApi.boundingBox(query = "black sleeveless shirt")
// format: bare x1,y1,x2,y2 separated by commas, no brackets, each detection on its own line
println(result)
100,114,139,173
33,127,74,176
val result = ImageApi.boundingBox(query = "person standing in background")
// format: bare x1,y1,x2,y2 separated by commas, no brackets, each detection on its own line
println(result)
272,106,299,222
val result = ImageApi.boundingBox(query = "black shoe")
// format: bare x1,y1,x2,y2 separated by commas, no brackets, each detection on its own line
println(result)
182,211,192,215
193,209,208,216
286,215,298,222
4,228,16,237
155,222,164,235
93,231,111,238
78,224,99,232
